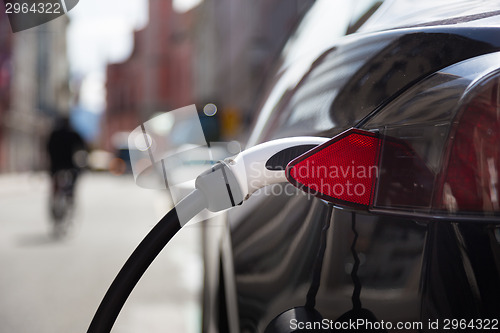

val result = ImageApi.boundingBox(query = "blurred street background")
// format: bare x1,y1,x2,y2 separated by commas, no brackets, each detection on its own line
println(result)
0,172,200,333
0,0,314,331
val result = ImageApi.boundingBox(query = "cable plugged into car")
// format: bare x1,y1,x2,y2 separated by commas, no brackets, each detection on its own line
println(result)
90,85,500,331
87,136,328,333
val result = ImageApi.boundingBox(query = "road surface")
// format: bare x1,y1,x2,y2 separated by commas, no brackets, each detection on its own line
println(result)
0,172,202,333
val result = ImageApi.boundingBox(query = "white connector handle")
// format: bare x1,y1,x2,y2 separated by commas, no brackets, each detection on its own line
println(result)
225,137,328,200
181,136,328,226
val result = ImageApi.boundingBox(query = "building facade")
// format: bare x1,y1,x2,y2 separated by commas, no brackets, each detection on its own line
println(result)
192,0,314,138
0,11,13,170
103,0,194,151
0,12,70,172
104,0,314,150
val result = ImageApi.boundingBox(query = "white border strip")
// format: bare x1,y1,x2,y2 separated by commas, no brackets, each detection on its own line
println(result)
60,0,68,13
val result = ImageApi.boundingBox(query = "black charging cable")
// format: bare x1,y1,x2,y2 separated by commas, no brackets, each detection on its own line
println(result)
87,209,181,333
86,137,328,332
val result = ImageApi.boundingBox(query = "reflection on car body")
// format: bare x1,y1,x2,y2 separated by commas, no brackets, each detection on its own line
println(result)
202,0,500,332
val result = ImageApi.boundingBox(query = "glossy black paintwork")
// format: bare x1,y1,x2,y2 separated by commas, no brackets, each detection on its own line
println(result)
228,195,427,332
216,7,500,333
421,222,500,327
329,28,500,132
229,189,329,332
261,27,500,143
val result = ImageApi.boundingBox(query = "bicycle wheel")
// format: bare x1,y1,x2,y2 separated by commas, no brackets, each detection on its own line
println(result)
50,171,76,238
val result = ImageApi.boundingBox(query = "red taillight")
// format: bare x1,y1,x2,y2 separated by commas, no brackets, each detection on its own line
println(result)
286,74,500,218
437,75,500,213
286,129,381,208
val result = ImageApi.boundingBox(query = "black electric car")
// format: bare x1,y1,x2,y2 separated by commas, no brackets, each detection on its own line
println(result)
201,0,500,332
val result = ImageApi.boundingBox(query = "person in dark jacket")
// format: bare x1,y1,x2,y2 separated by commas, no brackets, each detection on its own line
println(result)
46,116,87,224
47,117,86,174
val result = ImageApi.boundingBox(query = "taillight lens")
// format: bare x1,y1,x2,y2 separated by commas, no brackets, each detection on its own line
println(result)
286,129,381,208
437,74,500,213
286,73,500,218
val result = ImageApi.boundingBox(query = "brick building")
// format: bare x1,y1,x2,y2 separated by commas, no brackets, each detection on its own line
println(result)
103,0,194,151
0,11,13,170
104,0,314,149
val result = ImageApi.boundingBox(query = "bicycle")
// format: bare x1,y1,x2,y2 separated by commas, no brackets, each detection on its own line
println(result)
49,169,78,238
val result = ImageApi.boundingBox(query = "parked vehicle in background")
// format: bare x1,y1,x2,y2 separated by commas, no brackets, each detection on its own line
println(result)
202,0,500,332
108,132,135,175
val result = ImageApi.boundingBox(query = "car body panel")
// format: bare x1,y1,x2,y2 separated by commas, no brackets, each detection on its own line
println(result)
203,1,500,332
253,26,500,145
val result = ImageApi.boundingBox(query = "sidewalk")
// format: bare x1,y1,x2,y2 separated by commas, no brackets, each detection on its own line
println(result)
0,171,202,333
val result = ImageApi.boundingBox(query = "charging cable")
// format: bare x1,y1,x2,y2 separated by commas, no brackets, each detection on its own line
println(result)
87,136,327,333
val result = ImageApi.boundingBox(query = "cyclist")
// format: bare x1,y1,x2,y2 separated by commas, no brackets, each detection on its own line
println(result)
46,116,87,233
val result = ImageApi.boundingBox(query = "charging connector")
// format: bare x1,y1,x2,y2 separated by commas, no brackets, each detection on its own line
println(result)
177,137,328,225
87,136,328,332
